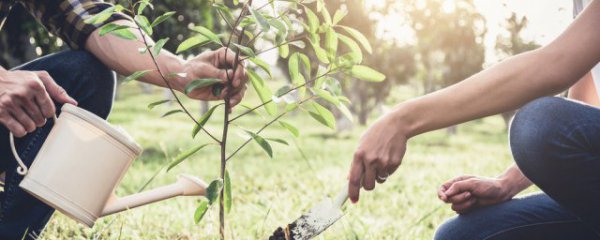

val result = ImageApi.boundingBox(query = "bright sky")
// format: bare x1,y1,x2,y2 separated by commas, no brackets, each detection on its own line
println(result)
371,0,574,65
474,0,573,64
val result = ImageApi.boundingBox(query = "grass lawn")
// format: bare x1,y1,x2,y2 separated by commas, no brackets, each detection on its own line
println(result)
39,84,537,240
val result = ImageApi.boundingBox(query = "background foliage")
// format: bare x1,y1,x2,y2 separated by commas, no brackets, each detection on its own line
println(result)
0,0,547,239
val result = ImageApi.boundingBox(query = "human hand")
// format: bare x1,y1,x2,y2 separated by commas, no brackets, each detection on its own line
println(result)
0,69,77,137
438,175,513,214
348,114,408,203
174,48,247,108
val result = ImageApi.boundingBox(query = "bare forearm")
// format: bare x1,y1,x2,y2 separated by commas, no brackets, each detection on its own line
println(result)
84,20,186,91
498,164,532,198
392,1,600,138
397,48,594,137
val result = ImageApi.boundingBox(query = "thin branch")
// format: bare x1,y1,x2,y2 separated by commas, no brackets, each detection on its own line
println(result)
130,8,221,143
225,96,315,162
239,37,303,62
229,70,331,122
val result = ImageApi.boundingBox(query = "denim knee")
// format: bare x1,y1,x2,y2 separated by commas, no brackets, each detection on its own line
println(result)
509,97,570,183
60,51,116,119
435,217,470,240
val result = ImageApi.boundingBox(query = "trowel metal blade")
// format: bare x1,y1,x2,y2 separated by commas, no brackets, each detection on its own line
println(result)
272,197,344,240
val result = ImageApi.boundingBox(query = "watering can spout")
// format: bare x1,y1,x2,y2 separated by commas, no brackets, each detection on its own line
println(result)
101,174,207,217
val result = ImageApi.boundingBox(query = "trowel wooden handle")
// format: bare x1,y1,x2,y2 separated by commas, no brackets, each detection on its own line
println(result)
334,183,349,207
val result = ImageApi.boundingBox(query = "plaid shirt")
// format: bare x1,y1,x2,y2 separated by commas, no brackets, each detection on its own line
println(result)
0,0,129,49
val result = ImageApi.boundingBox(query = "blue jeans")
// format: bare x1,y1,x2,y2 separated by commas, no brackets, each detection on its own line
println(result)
0,50,115,239
435,97,600,239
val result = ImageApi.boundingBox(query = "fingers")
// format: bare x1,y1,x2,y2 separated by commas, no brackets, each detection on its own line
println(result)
20,98,46,127
36,71,77,105
451,197,478,214
34,91,56,119
229,85,247,108
9,107,35,133
215,48,247,89
445,180,475,197
363,163,376,191
438,185,449,202
1,114,26,137
348,153,365,203
448,191,471,204
215,47,240,69
375,164,388,184
440,176,474,198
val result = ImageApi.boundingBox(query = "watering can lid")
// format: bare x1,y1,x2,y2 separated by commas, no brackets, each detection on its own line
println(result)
61,104,143,156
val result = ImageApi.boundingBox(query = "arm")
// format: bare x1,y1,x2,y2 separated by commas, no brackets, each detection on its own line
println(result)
348,1,600,202
437,164,532,214
85,20,246,106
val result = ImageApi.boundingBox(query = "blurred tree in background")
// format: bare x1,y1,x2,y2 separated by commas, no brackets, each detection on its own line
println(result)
495,13,541,127
0,0,539,131
404,0,486,134
324,0,416,126
404,0,486,94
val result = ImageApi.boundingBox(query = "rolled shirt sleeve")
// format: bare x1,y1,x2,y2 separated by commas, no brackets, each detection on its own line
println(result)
19,0,131,49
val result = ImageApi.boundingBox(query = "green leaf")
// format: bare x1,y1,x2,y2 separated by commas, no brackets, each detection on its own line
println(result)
176,35,210,53
151,11,176,27
137,1,152,15
248,70,277,115
279,44,289,58
325,28,338,56
134,15,152,36
153,38,169,56
288,40,306,49
167,144,211,171
192,104,222,138
84,6,114,25
278,121,299,137
298,53,311,76
249,7,270,32
266,138,289,145
270,18,288,44
245,130,273,158
339,26,372,54
185,78,223,95
99,23,129,36
310,40,330,64
109,28,137,40
192,26,221,45
304,6,319,33
308,102,336,129
317,0,324,12
123,70,152,83
332,9,348,25
232,43,255,57
147,99,171,110
348,65,386,82
337,102,354,122
337,34,363,63
288,53,299,81
314,88,340,106
206,179,224,205
194,200,209,224
249,58,272,78
161,109,183,118
224,170,232,213
321,6,332,26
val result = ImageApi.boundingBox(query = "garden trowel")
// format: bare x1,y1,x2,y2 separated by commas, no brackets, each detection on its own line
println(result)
269,184,349,240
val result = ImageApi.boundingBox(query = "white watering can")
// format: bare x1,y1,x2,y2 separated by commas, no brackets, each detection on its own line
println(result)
8,104,207,227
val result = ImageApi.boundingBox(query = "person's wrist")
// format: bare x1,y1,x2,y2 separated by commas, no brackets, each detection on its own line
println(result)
164,57,188,93
497,175,518,200
388,101,419,139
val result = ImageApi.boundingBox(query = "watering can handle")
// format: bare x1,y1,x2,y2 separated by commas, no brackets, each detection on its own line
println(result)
10,115,58,176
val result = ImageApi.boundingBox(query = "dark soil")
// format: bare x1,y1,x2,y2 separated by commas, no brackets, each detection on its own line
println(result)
268,222,297,240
